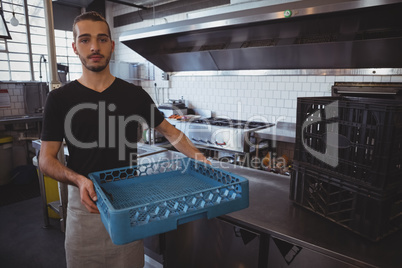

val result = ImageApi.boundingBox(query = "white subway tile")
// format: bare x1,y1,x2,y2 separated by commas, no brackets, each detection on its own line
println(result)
351,76,364,82
255,82,263,91
273,91,281,99
325,76,335,83
257,106,265,116
310,83,321,92
244,105,251,113
285,82,294,91
251,105,259,115
264,106,273,115
297,91,307,97
298,76,307,82
334,76,346,82
289,76,299,82
277,82,285,91
302,83,311,91
272,107,281,116
380,76,392,82
269,82,278,90
372,76,382,82
284,100,293,108
390,76,402,82
254,97,262,106
307,76,316,83
237,76,245,82
258,89,265,98
363,76,374,82
251,76,259,82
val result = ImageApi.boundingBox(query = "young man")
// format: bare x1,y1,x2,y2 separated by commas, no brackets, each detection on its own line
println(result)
39,11,209,268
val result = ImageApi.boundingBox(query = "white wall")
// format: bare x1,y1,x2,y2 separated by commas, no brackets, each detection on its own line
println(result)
108,2,402,123
0,83,25,117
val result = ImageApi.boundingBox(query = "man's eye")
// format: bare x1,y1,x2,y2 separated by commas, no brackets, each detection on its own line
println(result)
99,38,108,42
80,39,89,43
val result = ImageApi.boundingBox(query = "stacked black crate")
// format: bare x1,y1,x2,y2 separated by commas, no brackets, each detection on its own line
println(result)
290,96,402,241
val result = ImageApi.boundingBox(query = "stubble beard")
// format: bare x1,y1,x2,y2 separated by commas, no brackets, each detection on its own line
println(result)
79,53,111,73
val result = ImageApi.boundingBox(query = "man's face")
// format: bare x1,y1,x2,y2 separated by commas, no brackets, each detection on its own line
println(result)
72,20,115,73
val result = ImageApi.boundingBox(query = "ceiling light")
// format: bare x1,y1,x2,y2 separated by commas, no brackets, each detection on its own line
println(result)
10,12,19,26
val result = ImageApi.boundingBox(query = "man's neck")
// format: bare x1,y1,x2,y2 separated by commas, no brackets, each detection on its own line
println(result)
78,69,115,93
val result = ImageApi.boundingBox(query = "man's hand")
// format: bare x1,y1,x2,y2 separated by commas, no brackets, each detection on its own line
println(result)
77,175,99,213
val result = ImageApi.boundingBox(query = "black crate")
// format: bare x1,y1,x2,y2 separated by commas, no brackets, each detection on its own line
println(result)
294,96,402,190
290,161,402,241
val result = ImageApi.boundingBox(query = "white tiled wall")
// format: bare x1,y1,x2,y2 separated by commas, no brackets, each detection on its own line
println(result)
141,74,402,123
0,83,25,117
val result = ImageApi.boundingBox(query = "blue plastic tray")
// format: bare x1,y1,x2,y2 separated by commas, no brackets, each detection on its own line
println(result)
88,158,249,245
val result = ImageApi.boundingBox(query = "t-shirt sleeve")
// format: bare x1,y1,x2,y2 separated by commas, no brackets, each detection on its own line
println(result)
141,89,164,128
41,91,64,141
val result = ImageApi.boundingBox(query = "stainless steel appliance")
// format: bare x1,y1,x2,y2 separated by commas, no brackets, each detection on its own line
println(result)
176,117,274,153
158,99,188,118
332,82,402,99
120,0,402,72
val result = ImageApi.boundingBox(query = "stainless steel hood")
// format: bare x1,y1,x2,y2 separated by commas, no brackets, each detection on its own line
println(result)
120,0,402,72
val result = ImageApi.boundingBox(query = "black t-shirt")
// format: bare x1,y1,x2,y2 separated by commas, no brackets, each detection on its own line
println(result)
41,78,164,176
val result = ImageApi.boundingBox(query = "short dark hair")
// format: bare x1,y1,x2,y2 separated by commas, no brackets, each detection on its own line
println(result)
72,11,111,41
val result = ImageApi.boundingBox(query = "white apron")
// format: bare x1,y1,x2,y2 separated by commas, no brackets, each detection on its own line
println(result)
65,185,144,268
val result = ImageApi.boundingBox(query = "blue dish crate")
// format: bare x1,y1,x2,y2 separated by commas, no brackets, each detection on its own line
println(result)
88,157,249,245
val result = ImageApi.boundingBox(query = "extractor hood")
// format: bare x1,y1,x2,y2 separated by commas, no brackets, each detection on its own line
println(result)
120,0,402,72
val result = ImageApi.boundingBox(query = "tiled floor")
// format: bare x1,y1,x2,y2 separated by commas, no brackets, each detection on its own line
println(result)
0,195,163,267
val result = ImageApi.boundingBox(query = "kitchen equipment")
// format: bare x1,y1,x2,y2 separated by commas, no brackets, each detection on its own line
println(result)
158,107,187,118
88,157,249,245
142,128,165,144
332,82,402,99
176,117,274,153
137,142,168,157
120,0,402,72
158,99,187,117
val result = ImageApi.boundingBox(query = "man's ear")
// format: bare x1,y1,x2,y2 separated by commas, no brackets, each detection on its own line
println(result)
72,42,78,55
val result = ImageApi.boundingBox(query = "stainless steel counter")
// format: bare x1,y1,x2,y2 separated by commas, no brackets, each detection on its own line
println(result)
0,115,43,125
33,145,401,267
254,121,296,143
32,139,168,158
143,151,401,267
217,163,401,268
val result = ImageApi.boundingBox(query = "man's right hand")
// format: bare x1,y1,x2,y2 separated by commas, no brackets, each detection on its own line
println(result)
39,141,100,214
77,176,100,213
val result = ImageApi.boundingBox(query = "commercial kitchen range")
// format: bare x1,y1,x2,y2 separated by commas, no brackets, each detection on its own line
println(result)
171,117,274,152
164,116,292,168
